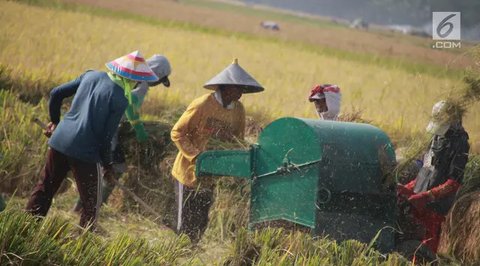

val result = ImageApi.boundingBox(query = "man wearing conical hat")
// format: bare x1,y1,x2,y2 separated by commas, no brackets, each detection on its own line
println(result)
26,51,159,229
397,100,469,254
171,59,263,243
72,54,172,213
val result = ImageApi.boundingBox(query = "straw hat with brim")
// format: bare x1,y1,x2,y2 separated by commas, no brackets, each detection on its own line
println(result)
203,59,264,93
426,100,451,135
106,51,159,82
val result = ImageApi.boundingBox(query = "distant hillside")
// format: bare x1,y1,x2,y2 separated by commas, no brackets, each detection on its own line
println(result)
66,0,473,70
240,0,480,41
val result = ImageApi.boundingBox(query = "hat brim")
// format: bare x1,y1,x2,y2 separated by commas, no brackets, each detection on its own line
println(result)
204,84,264,93
426,121,449,135
106,62,159,82
147,76,170,87
162,77,170,87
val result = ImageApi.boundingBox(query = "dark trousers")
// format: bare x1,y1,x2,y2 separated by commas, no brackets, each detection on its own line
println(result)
26,148,101,229
175,180,213,243
74,140,127,210
73,171,122,212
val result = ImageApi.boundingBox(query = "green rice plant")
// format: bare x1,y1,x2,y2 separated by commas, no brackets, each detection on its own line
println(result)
223,227,412,266
0,210,71,264
0,209,190,265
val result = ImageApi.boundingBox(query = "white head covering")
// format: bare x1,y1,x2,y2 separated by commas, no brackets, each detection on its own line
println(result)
309,84,342,120
426,100,452,136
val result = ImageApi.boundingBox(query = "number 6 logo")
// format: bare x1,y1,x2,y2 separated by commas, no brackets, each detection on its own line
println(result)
432,12,461,40
437,14,455,38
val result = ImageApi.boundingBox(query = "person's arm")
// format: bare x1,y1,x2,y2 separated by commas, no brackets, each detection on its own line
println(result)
408,136,469,208
171,102,203,162
125,94,148,142
49,74,84,124
429,136,470,199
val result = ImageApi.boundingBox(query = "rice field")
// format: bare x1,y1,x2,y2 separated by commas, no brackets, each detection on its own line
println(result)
0,0,479,265
1,0,479,146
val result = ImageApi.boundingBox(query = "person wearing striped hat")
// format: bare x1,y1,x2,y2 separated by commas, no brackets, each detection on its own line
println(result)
308,84,342,120
171,59,263,243
72,54,172,213
26,51,158,230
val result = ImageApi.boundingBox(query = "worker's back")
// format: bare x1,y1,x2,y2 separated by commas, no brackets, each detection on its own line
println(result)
49,71,128,163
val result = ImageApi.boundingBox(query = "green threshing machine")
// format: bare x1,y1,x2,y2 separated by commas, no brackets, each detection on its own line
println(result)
196,117,398,251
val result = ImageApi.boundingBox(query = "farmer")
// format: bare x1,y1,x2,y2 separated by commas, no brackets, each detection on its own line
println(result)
72,54,172,212
171,59,263,243
308,84,341,120
397,100,470,253
25,51,159,229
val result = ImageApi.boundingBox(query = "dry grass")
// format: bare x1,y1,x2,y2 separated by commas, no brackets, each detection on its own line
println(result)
0,90,49,195
1,1,479,146
1,1,479,264
223,228,410,265
66,0,473,69
438,191,480,264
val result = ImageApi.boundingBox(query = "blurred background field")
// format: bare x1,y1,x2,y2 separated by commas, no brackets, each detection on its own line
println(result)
1,0,479,265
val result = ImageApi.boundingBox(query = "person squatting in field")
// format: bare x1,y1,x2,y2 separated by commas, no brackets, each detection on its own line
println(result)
397,100,470,253
25,51,159,229
72,54,172,213
170,59,264,243
308,84,341,120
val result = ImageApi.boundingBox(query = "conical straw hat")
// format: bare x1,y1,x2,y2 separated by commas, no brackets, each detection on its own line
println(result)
204,59,264,93
106,51,159,82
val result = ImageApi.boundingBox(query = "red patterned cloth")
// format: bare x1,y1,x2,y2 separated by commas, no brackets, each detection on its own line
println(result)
411,206,445,252
308,84,340,100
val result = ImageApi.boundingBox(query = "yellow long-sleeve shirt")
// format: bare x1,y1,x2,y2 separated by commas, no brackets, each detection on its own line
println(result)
171,93,245,187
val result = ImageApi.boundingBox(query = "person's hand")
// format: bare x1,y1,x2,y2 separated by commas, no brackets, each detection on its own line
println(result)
397,183,414,199
44,122,56,138
408,191,432,210
103,165,116,186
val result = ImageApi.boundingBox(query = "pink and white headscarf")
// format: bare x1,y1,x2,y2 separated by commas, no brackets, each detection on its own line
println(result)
308,84,342,120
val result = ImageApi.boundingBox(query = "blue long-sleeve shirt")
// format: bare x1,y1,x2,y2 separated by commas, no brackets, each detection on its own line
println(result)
48,71,128,165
